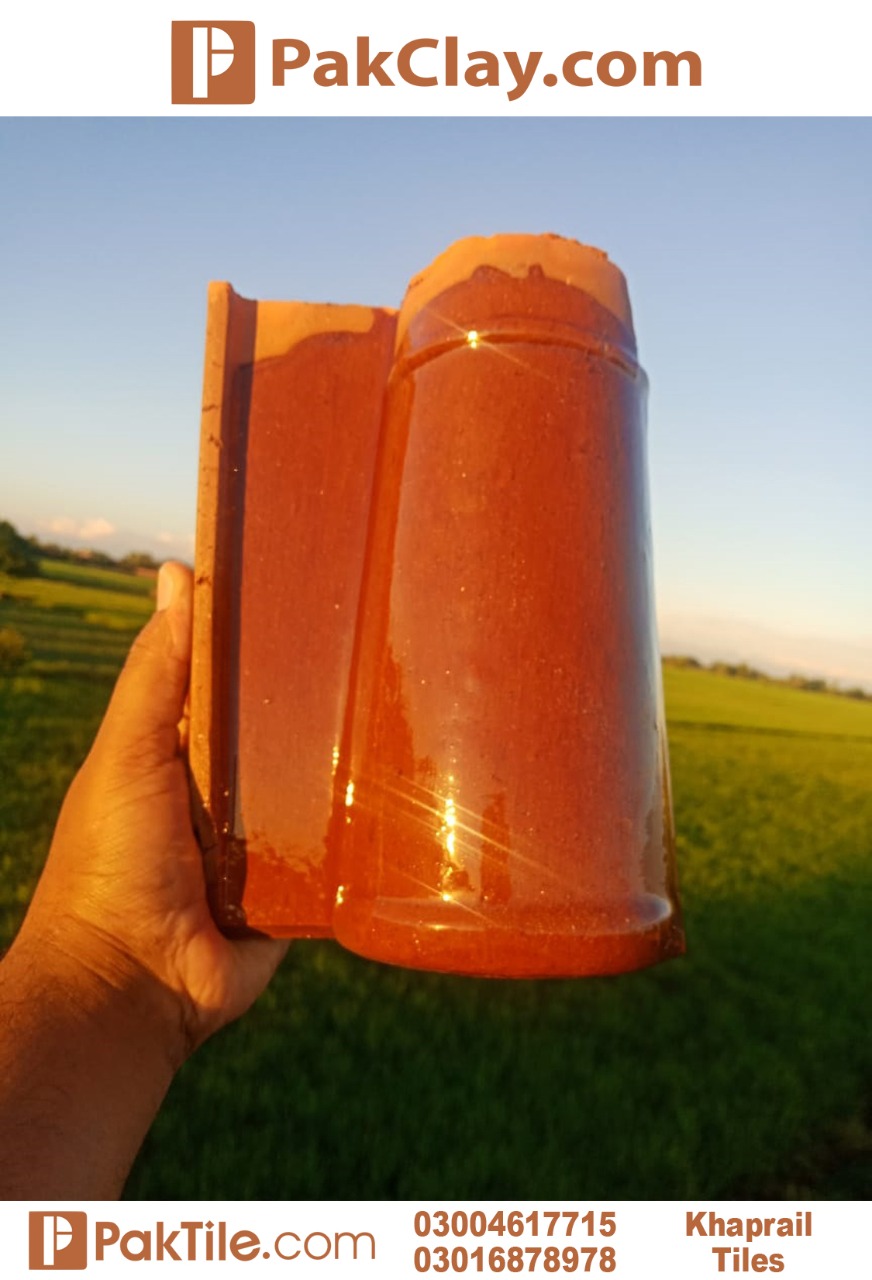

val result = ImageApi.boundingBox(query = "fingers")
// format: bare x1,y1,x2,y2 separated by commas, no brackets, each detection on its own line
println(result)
224,937,292,1026
155,561,193,661
192,937,291,1044
236,936,292,992
93,561,194,772
178,688,191,755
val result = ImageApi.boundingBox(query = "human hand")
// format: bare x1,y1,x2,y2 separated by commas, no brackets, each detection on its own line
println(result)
16,561,288,1068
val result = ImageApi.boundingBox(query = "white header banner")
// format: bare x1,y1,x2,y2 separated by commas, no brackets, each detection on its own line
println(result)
2,1,870,116
2,1200,867,1277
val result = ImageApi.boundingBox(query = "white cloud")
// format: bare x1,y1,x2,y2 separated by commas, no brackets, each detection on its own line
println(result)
78,517,116,540
155,530,195,555
44,515,116,541
156,531,194,547
45,516,77,536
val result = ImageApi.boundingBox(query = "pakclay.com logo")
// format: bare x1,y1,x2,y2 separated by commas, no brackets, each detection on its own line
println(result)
29,1213,88,1270
171,21,256,104
170,20,702,105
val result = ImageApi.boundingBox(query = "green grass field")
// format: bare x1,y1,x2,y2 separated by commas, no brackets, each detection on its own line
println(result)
1,562,870,1199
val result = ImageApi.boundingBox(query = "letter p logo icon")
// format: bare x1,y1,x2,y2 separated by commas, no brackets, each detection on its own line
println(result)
29,1213,87,1270
172,21,256,104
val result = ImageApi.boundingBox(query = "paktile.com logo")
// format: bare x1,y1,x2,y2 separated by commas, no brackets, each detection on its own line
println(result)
171,21,256,104
28,1211,376,1268
29,1213,88,1271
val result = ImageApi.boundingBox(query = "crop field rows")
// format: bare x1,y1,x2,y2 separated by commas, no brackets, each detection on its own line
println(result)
1,562,870,1199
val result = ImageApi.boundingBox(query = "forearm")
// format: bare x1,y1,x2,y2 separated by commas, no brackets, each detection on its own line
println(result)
0,924,184,1199
0,564,285,1197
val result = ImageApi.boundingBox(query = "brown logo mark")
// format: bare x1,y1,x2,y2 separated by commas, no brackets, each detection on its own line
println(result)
29,1213,88,1271
172,22,255,104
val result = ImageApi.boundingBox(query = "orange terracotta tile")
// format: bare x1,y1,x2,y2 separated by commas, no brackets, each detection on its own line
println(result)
333,236,684,975
190,236,684,976
190,283,397,935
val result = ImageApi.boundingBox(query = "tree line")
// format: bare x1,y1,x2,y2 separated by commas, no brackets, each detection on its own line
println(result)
663,654,871,703
0,519,158,577
2,517,868,702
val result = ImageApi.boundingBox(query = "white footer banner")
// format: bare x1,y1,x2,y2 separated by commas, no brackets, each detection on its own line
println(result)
2,1201,864,1277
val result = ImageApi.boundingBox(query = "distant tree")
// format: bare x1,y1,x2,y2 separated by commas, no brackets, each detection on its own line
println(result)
663,650,869,701
662,654,702,670
0,521,40,577
78,549,117,568
119,551,159,573
27,538,74,563
0,626,28,672
786,674,827,693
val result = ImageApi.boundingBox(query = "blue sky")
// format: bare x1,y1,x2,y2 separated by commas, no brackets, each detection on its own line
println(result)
1,119,870,682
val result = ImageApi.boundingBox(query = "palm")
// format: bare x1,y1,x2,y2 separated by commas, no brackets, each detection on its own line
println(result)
28,564,287,1056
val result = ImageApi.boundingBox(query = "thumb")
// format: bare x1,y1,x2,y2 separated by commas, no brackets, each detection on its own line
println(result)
93,561,193,772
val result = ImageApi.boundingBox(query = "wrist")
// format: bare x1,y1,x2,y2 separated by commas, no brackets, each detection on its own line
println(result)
8,913,191,1076
0,920,189,1198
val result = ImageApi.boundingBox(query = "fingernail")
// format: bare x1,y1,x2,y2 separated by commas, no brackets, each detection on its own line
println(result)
157,563,176,612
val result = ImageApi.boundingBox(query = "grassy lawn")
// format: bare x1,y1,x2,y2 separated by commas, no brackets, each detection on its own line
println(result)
1,562,870,1199
0,561,152,938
